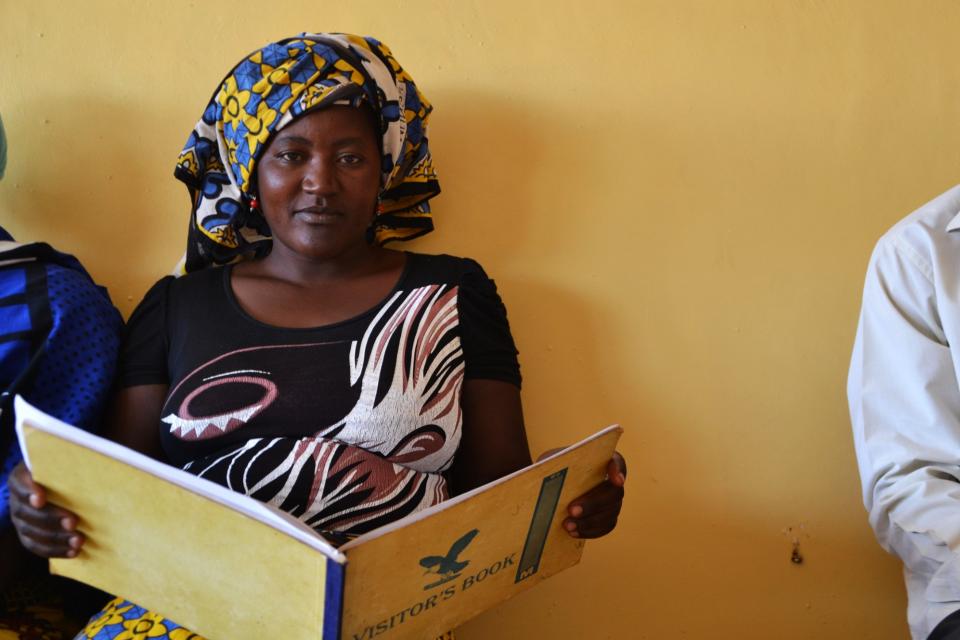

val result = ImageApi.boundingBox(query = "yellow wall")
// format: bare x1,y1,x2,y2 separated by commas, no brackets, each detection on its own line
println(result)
8,1,959,637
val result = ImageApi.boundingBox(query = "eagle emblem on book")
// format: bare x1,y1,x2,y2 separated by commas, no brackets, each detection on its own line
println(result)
420,528,479,589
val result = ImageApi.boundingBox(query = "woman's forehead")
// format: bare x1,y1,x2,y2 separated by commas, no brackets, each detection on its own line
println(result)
270,105,379,146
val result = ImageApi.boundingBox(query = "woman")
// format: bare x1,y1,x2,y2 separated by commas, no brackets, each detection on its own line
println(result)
9,33,626,639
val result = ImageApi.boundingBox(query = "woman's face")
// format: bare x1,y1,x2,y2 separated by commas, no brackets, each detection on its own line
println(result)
255,105,381,262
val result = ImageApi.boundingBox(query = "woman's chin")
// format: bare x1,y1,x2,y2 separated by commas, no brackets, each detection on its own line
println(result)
274,234,372,264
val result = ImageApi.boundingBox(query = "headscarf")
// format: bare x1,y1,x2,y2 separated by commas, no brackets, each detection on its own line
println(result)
174,33,440,273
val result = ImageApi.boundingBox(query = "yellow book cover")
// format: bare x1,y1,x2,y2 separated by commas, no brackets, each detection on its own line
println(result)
14,396,622,640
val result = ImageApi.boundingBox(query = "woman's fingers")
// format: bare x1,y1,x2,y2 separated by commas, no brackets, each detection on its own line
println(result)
10,502,84,558
564,491,624,537
10,495,76,532
564,502,622,538
8,463,84,558
608,452,627,485
9,463,46,508
11,518,83,557
10,512,84,558
563,453,627,539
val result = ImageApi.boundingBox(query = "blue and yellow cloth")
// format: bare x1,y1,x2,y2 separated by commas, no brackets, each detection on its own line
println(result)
73,599,203,640
175,32,440,273
77,599,456,640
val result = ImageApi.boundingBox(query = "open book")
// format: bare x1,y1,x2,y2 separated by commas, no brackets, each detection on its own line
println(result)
14,396,622,640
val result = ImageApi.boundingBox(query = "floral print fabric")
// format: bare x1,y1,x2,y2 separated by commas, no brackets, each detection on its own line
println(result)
77,598,455,640
74,599,202,640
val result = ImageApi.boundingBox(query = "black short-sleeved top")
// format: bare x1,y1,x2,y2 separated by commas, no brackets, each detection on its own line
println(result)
120,252,520,537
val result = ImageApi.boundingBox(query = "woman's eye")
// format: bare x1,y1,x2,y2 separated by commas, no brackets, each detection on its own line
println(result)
338,154,362,165
277,151,303,162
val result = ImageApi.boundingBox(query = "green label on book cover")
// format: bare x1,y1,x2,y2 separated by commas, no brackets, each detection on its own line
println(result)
515,468,568,583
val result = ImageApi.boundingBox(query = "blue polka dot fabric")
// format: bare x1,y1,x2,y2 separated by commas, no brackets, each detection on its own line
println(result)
28,265,122,431
0,236,122,531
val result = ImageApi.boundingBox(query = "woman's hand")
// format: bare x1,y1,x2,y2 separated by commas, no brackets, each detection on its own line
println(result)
7,385,167,560
8,462,84,558
562,452,626,539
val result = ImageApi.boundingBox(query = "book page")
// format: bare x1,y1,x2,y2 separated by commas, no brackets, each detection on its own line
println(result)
14,395,344,561
15,396,349,640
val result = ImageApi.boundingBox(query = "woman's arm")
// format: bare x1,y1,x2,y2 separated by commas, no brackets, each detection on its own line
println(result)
447,379,532,494
102,384,169,457
449,378,626,539
8,384,168,557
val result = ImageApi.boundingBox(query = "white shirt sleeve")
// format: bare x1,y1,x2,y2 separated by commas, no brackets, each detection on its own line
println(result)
850,227,960,637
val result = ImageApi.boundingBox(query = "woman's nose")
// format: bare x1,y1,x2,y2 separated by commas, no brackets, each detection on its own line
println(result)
301,158,337,194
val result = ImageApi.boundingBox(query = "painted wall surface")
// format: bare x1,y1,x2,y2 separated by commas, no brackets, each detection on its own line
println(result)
7,1,959,638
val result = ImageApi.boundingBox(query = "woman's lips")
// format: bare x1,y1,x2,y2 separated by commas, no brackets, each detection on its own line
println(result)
294,208,341,224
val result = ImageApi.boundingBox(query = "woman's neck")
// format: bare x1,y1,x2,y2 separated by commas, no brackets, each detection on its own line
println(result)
229,246,409,328
248,243,398,285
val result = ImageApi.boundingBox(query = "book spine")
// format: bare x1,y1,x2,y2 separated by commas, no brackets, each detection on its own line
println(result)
324,558,346,640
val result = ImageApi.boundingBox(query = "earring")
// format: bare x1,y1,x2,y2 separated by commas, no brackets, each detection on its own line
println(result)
249,196,260,211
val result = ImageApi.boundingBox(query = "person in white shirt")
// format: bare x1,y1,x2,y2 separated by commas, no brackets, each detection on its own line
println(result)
850,184,960,640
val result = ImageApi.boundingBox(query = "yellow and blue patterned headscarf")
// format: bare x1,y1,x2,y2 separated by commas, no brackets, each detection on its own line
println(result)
175,33,439,273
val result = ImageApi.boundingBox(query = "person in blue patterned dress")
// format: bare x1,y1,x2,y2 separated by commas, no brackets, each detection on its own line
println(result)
0,114,124,638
